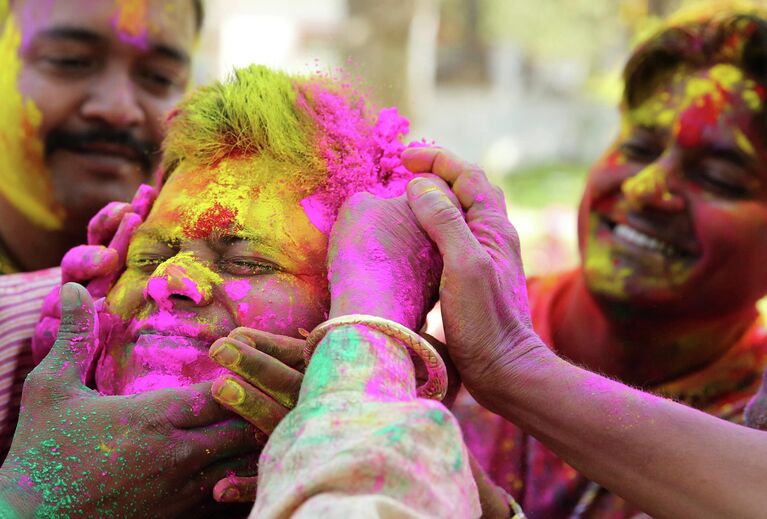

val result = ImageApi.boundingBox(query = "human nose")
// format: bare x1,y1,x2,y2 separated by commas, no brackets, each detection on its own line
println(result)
621,159,685,212
144,259,215,311
81,68,145,127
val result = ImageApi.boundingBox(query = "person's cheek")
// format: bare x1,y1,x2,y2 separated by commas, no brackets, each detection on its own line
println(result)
229,277,325,338
105,270,147,319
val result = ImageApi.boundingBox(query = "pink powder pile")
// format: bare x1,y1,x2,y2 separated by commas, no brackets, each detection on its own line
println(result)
297,77,427,234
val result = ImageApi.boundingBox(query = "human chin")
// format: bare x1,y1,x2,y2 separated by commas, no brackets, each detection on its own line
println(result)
94,309,231,396
49,151,149,220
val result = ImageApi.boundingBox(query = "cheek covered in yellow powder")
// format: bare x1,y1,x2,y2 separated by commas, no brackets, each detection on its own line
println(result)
0,2,64,229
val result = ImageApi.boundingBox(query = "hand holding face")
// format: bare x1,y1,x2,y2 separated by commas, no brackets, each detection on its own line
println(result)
31,185,157,363
327,192,442,330
1,284,257,518
207,328,305,502
401,148,548,407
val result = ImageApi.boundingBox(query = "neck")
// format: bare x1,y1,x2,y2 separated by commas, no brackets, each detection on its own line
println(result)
0,199,83,272
552,274,758,388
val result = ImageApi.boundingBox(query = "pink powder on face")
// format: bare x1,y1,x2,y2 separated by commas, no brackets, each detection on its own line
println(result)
297,82,426,233
145,276,205,310
223,280,251,301
118,335,229,394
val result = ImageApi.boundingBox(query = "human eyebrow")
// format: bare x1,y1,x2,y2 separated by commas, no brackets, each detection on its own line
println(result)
150,44,190,66
33,26,104,45
208,232,264,248
131,227,180,248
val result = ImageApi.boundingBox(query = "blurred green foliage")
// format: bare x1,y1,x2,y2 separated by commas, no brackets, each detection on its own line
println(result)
500,163,588,208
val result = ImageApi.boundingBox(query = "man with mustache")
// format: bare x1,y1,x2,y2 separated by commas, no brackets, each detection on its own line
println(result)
448,4,767,517
0,0,204,470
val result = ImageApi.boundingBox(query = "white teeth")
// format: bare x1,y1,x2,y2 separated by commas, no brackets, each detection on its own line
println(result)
613,224,677,256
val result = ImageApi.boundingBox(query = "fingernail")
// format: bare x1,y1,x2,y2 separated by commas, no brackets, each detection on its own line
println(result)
60,283,81,311
221,486,240,502
408,178,439,198
210,341,241,367
216,379,245,405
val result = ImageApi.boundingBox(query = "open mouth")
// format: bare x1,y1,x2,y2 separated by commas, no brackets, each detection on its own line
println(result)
601,217,698,259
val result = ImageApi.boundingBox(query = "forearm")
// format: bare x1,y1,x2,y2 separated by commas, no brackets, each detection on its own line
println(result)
483,344,767,519
254,325,479,518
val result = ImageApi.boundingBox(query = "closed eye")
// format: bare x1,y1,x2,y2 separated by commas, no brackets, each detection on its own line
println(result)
219,257,280,276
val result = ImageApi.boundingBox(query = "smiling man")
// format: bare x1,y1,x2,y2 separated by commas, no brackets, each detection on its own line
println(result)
454,6,767,518
1,0,200,271
0,0,201,459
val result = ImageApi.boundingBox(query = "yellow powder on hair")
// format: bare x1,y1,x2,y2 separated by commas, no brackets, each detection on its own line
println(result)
0,6,64,229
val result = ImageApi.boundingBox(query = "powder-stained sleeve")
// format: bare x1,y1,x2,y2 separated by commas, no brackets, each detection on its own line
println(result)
250,324,480,519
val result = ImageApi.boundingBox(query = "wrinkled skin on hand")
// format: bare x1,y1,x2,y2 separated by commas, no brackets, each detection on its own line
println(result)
0,284,257,518
402,147,545,411
32,185,158,363
327,192,443,330
208,328,305,503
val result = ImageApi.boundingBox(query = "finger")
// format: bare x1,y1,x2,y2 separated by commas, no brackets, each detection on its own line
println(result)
228,327,306,370
177,418,261,466
87,212,143,297
61,245,119,284
401,147,468,185
209,337,303,408
87,202,132,246
151,381,235,429
37,283,99,387
451,164,504,212
31,316,59,364
130,184,158,219
406,177,482,267
40,285,63,320
107,212,143,261
211,375,288,435
213,475,258,503
178,452,260,509
413,173,460,210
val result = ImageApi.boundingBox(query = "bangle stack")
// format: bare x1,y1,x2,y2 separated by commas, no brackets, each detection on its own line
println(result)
304,314,448,401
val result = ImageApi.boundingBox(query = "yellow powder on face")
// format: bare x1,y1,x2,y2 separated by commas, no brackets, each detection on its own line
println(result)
0,7,64,229
114,0,148,41
162,157,315,247
622,162,674,207
734,128,756,157
583,216,633,298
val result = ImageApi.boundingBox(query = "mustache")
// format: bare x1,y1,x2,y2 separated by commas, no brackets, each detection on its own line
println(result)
45,127,159,173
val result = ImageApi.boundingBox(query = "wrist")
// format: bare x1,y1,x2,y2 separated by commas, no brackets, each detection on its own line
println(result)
304,324,417,401
467,333,557,416
329,295,418,330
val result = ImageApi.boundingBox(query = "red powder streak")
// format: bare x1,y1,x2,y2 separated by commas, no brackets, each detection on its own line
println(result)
676,93,722,148
183,203,239,239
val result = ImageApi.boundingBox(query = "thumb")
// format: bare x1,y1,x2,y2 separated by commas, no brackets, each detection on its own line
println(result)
407,177,481,265
38,283,100,387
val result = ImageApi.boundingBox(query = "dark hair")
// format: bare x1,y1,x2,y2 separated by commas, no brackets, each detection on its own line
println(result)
623,11,767,109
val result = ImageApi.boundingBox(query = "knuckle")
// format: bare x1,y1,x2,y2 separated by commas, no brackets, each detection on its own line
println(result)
429,199,462,225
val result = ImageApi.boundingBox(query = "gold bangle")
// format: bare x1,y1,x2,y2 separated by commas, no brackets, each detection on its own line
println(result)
304,314,448,401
